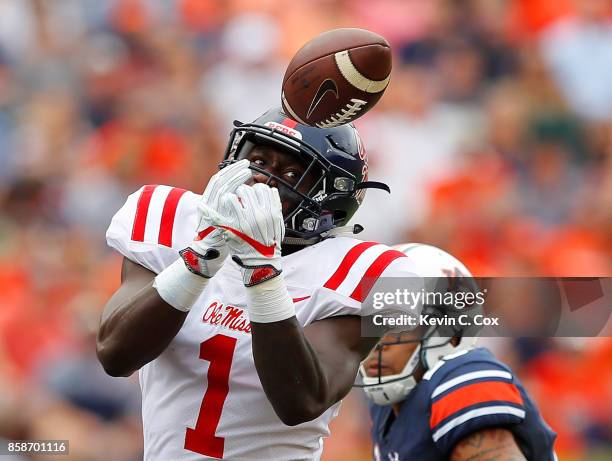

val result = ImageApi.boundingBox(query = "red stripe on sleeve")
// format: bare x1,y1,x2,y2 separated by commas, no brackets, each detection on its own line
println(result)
323,242,379,290
430,381,524,429
158,188,187,247
131,185,157,242
282,117,298,128
349,250,406,302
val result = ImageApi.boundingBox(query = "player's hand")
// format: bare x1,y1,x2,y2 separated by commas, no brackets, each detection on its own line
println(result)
179,159,252,278
214,183,284,286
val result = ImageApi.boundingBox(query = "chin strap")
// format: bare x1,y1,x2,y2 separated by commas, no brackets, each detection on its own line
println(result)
282,224,364,246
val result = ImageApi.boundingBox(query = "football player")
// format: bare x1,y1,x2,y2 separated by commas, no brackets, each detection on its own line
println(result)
96,108,422,460
358,244,558,461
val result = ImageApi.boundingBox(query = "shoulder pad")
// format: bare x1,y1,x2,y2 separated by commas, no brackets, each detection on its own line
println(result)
106,185,199,273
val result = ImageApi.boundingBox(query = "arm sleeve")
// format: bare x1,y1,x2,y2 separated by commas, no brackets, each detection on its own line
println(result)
294,240,421,324
106,185,199,274
428,361,526,456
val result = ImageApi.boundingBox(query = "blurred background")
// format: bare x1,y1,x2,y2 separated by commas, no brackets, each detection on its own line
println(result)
0,0,610,460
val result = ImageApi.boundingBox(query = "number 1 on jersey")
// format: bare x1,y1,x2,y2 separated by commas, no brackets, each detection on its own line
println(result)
184,334,237,458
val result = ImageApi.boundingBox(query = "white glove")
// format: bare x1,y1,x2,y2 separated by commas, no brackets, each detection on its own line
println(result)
211,183,285,286
179,159,252,278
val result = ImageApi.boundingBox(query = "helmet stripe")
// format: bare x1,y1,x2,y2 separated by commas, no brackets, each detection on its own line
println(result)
281,117,298,129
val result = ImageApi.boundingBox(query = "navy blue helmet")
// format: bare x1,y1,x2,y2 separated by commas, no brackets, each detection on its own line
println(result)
221,108,388,244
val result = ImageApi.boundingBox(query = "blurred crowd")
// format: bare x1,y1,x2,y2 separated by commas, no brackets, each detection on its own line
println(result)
0,0,610,460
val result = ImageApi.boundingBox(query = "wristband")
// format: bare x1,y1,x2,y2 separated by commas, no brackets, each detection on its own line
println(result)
153,258,209,312
244,275,296,323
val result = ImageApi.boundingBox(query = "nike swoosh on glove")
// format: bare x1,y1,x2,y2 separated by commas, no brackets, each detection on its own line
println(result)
213,183,284,286
180,159,252,278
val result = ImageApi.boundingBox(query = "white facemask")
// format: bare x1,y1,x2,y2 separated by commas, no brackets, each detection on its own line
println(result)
359,344,421,405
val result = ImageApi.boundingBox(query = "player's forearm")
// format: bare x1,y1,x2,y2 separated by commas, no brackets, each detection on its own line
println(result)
450,428,527,461
243,273,334,425
97,280,188,377
250,318,332,426
247,276,366,426
98,254,214,376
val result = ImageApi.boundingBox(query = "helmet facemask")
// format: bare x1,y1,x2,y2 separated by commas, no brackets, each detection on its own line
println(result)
357,332,422,406
356,328,469,406
357,296,481,406
222,120,363,242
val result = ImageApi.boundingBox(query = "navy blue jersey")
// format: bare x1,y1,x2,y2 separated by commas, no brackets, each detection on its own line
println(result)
369,348,557,461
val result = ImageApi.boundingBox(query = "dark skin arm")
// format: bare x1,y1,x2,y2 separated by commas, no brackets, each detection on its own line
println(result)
250,315,379,426
244,148,383,424
96,257,188,377
450,428,527,461
99,259,379,426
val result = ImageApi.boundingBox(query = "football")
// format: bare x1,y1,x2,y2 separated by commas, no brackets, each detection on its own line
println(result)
281,28,392,128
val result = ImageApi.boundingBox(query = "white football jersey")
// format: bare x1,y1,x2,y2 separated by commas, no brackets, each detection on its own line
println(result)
106,184,420,461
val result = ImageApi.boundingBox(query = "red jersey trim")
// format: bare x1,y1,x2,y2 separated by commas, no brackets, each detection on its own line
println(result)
349,250,406,302
158,188,187,247
323,241,379,290
131,185,157,242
